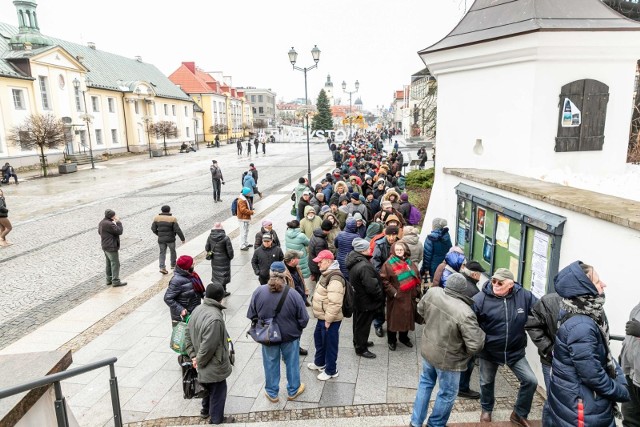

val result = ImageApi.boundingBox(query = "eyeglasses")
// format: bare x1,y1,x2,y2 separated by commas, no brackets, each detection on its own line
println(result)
491,279,504,286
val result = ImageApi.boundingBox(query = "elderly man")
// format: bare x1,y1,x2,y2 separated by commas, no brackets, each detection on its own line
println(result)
411,273,485,427
473,268,538,426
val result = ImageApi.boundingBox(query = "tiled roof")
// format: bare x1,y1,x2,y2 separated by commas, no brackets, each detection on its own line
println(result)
420,0,640,54
0,21,190,100
395,90,405,100
168,63,215,94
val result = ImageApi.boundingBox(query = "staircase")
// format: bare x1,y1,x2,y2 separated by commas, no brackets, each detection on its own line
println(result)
65,153,103,165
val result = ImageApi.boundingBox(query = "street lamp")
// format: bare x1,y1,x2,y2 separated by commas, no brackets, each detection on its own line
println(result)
141,116,154,158
342,79,359,139
288,45,320,185
73,76,95,169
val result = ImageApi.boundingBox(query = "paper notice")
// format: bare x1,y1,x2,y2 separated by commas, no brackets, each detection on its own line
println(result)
509,256,519,277
531,230,549,298
509,237,521,255
533,231,549,256
496,216,509,248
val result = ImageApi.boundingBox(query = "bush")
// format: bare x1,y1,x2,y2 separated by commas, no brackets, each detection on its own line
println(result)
406,168,435,189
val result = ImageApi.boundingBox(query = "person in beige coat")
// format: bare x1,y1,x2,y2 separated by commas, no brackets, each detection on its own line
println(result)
300,205,322,239
307,250,344,381
400,226,423,267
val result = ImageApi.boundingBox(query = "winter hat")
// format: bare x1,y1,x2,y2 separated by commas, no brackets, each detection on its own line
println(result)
352,238,370,252
445,273,468,295
262,220,272,227
384,214,401,225
206,282,225,302
321,219,333,231
339,195,349,204
212,222,224,230
104,209,116,219
385,225,399,236
466,261,486,273
381,200,392,209
242,187,252,195
270,261,286,273
284,250,301,263
403,226,416,235
400,193,409,202
320,205,331,215
212,159,218,164
262,233,273,241
176,255,194,270
161,205,171,213
351,192,361,201
432,218,447,230
353,212,363,222
365,174,373,181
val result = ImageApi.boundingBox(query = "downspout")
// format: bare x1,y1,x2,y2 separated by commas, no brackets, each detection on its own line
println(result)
121,92,131,152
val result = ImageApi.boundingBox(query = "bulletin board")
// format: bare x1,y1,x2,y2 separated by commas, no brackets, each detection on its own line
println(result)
521,227,554,297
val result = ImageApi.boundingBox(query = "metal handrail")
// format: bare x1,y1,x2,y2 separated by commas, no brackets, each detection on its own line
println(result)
0,357,122,427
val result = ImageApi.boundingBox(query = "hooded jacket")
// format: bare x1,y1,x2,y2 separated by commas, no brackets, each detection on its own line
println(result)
399,227,423,266
546,261,630,427
334,218,360,280
308,228,328,278
164,266,202,322
472,281,537,365
329,181,349,207
300,205,323,239
312,261,345,323
285,227,310,278
421,228,453,277
205,229,234,286
437,251,466,288
346,251,383,312
321,212,341,253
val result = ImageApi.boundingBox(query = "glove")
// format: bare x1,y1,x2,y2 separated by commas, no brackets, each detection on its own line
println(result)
626,319,640,337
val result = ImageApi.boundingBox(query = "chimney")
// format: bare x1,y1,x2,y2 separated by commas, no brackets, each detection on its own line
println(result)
183,62,196,73
76,55,84,63
135,56,142,62
87,42,96,50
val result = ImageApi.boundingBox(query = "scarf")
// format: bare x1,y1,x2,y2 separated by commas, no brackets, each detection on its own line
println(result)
388,256,420,292
190,271,205,295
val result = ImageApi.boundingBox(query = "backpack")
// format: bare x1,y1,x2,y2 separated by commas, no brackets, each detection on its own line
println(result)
323,271,354,318
408,205,422,225
231,198,238,216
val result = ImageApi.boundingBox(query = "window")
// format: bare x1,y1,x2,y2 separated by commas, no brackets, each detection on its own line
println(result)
186,127,190,137
79,130,87,147
259,107,264,114
258,95,263,102
74,87,83,112
12,89,25,110
164,104,168,115
108,98,115,113
134,100,139,115
91,96,100,112
152,102,157,115
38,76,50,109
184,105,188,116
252,107,257,114
111,129,118,144
172,105,176,116
95,129,103,145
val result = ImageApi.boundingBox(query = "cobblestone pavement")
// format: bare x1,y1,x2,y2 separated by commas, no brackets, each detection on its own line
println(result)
0,142,331,349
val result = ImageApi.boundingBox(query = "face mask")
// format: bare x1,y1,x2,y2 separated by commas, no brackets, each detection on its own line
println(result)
307,214,314,220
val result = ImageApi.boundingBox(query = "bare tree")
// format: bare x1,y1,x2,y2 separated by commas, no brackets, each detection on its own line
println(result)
253,119,267,134
8,113,65,177
153,121,178,156
210,124,229,142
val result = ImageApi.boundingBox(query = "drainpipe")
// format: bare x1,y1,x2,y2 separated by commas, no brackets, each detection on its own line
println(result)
120,92,131,152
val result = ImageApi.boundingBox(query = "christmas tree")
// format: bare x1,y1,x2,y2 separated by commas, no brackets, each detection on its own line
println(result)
312,89,333,131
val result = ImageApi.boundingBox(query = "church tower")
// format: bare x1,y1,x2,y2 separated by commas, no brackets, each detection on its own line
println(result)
10,0,52,50
324,74,335,106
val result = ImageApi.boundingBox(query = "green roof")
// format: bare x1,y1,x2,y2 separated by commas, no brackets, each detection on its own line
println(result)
0,21,190,101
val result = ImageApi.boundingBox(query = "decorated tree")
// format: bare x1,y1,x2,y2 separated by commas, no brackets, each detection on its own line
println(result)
8,113,65,177
312,89,333,131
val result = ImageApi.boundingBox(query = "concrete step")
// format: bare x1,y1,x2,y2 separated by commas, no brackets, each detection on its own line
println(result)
65,153,104,165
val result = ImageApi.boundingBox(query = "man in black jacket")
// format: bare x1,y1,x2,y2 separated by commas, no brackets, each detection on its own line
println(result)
308,221,331,282
251,234,284,285
151,205,186,274
346,237,383,359
98,209,126,287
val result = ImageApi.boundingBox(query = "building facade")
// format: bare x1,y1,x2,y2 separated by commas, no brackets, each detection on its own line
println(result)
241,87,276,127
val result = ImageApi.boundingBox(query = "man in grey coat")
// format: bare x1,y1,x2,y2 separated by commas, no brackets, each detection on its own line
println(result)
185,283,234,424
410,273,485,427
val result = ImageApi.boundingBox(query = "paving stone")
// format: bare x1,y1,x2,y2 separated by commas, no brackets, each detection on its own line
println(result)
319,381,356,407
228,358,265,399
220,395,256,415
123,369,180,412
386,386,418,403
353,366,388,405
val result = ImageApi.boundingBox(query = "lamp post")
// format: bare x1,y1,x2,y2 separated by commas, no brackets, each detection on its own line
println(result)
342,80,359,139
73,77,95,169
288,45,320,185
142,116,153,158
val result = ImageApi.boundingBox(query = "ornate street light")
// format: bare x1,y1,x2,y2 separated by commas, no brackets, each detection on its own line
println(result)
342,80,359,139
72,76,95,169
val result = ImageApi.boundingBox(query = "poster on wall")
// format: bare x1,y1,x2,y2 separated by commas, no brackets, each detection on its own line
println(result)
531,230,549,298
483,237,493,263
509,237,521,256
458,226,466,246
561,98,582,128
496,215,510,248
458,199,466,223
476,208,486,235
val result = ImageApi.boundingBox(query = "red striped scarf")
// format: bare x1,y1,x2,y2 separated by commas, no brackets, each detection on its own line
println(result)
388,256,420,291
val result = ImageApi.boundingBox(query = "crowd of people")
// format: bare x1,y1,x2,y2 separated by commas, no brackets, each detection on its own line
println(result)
97,130,639,426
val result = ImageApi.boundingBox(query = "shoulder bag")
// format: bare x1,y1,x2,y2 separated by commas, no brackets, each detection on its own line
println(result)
248,286,289,345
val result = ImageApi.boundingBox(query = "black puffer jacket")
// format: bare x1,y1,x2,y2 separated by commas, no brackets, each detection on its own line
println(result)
308,229,328,279
164,266,202,322
525,292,562,365
346,251,384,312
251,245,284,284
205,229,234,286
151,213,185,244
254,227,281,248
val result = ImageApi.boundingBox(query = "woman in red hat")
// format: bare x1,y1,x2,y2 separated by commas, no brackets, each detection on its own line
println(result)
164,255,204,326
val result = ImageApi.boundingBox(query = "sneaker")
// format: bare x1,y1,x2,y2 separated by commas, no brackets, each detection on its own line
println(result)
221,416,235,424
307,362,325,371
159,268,168,274
317,371,339,381
287,383,305,400
264,392,279,403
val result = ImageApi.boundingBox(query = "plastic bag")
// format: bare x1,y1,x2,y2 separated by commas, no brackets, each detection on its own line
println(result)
181,360,208,399
170,316,189,354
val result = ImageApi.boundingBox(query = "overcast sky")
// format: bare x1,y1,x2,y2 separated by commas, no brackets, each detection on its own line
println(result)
0,0,469,110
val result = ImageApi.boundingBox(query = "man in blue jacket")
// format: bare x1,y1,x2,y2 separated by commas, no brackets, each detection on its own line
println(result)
420,218,452,280
473,268,538,426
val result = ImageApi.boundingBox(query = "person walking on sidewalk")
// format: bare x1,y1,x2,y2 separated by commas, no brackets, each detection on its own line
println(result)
236,139,242,156
308,250,344,381
247,262,309,403
0,189,12,247
251,234,284,285
164,255,203,326
184,283,235,425
346,238,383,359
249,163,259,184
246,138,252,158
410,273,485,427
151,205,186,274
98,209,127,287
237,187,254,251
254,136,259,155
210,160,225,202
205,222,234,297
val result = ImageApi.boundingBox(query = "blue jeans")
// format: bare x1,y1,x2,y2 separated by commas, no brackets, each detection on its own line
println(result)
479,357,537,418
410,358,460,427
314,320,341,375
261,339,301,399
541,363,551,423
158,241,176,269
458,356,475,392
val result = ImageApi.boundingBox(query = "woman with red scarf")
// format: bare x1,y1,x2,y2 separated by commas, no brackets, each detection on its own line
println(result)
380,241,421,351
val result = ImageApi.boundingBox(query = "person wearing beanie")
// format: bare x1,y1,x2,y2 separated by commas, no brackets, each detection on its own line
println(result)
205,222,234,297
321,212,341,255
328,202,348,230
410,273,485,427
209,159,225,202
545,262,629,427
372,225,399,272
152,205,186,274
346,192,368,222
254,219,281,248
372,200,406,227
247,260,309,403
472,268,538,425
397,193,412,222
346,238,384,359
98,209,127,287
334,218,360,281
184,282,234,424
421,218,452,279
164,255,203,325
364,190,380,218
237,188,255,250
308,222,330,293
251,234,284,285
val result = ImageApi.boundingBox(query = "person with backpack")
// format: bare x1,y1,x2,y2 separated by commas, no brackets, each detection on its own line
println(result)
242,171,257,208
237,188,254,251
421,218,453,280
307,250,345,381
210,160,225,202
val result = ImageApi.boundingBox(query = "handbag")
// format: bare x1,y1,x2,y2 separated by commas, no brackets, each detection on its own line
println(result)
170,316,190,354
181,360,209,399
290,203,297,217
205,251,213,261
248,286,289,345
